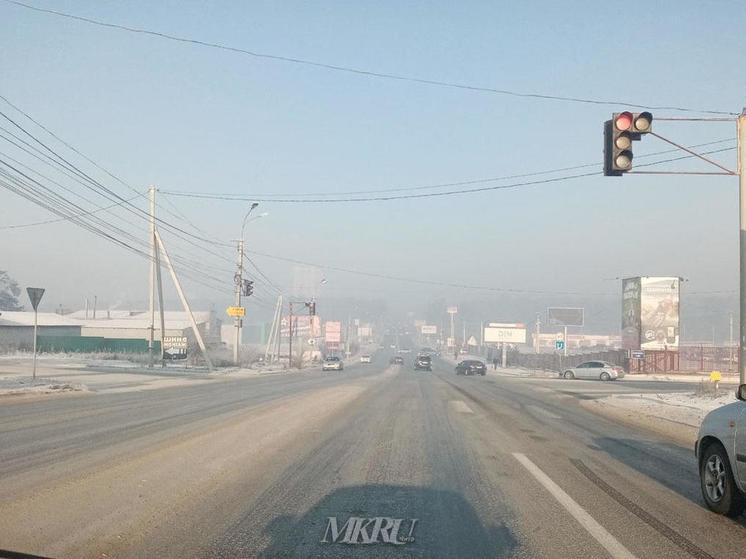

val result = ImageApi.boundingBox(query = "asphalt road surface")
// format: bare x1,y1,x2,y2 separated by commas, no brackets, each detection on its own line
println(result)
1,352,745,558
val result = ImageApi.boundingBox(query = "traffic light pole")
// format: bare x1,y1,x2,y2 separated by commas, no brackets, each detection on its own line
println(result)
234,239,243,365
738,109,746,384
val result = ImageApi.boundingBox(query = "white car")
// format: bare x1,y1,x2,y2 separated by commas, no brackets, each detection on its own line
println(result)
360,355,372,363
561,361,625,381
322,356,343,371
695,384,746,516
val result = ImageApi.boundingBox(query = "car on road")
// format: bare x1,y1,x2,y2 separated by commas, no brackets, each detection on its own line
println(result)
390,355,404,365
695,384,746,516
322,356,343,371
398,348,412,354
455,360,486,376
360,354,372,363
561,361,624,381
414,355,432,371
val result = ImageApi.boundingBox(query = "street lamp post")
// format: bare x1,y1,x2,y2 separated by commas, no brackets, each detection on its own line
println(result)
234,202,259,365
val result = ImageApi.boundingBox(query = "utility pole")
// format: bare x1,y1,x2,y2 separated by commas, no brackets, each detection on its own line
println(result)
739,110,746,384
564,325,568,357
148,186,156,368
730,312,734,370
535,314,541,354
233,239,244,365
288,302,293,369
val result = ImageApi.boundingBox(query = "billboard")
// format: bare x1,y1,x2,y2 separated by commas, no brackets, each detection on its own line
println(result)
621,277,641,350
484,326,526,344
640,277,680,350
325,321,342,343
281,315,321,337
547,307,584,327
621,276,679,350
421,325,437,335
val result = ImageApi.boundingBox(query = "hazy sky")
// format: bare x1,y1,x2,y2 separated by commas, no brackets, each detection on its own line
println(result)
1,1,744,324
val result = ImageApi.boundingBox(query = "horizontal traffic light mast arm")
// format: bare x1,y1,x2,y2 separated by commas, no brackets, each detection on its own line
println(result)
627,170,735,175
654,117,736,122
647,131,736,174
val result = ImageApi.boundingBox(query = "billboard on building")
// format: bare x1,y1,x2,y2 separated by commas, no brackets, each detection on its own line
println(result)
547,307,584,327
622,276,679,350
421,325,437,335
280,315,321,337
325,321,342,343
640,276,680,350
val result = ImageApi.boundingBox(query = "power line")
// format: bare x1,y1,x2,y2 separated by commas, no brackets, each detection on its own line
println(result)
0,193,142,229
161,140,736,202
3,0,735,116
245,248,615,296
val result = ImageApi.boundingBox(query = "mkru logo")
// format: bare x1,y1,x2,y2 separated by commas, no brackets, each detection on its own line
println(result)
321,516,418,545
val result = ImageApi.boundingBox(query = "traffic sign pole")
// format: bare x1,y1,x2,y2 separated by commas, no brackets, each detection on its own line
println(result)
740,111,746,385
26,287,45,384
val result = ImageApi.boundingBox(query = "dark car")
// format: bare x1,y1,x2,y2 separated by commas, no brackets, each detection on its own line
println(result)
455,360,486,376
390,355,404,365
414,354,432,371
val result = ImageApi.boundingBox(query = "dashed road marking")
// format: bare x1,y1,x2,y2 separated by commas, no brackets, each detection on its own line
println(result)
512,453,637,559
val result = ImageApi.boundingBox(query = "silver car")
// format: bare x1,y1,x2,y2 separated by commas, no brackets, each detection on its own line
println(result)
561,361,625,381
695,384,746,516
322,356,343,371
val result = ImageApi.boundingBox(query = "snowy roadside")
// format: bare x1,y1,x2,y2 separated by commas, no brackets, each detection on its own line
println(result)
581,388,738,446
0,376,88,397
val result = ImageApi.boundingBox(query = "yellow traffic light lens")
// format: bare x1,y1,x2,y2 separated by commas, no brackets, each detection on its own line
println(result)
635,116,651,131
615,134,631,150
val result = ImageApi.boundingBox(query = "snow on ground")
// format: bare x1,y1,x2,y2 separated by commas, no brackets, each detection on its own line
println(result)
0,376,87,396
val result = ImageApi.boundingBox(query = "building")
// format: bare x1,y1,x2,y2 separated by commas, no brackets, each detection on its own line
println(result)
0,310,222,353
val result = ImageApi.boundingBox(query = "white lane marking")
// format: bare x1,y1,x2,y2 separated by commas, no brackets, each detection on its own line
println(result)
512,453,637,559
448,400,474,414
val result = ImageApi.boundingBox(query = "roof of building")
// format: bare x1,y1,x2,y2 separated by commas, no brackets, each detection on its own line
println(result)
0,310,213,330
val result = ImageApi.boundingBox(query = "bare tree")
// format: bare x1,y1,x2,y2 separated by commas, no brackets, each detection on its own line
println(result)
0,270,23,311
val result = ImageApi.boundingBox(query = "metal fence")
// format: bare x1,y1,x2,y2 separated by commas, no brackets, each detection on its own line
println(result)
507,349,628,372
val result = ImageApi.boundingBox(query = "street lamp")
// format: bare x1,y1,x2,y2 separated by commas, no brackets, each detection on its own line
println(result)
234,202,263,365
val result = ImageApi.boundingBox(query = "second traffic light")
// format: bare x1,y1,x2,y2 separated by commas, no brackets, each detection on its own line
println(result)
243,280,254,297
604,111,653,176
305,301,316,315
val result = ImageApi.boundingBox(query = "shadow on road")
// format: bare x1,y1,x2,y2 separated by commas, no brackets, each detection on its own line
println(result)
233,484,516,558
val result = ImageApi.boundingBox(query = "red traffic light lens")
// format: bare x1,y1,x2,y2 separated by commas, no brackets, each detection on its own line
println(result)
615,112,633,131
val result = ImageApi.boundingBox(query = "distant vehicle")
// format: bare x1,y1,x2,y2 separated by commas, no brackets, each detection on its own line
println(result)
398,348,412,354
696,384,746,516
419,347,436,356
390,344,396,349
561,361,624,381
360,354,372,363
390,355,404,365
322,356,343,371
455,360,486,376
459,348,469,354
414,355,432,371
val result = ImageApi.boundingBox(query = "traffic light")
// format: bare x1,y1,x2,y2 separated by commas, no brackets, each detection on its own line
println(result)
242,280,254,297
604,111,653,176
306,301,316,315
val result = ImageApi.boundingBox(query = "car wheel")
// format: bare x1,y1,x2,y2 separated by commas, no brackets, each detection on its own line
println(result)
563,370,574,379
600,372,611,381
700,442,745,516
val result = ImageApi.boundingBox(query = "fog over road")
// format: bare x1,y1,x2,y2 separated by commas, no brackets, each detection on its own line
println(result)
1,352,745,558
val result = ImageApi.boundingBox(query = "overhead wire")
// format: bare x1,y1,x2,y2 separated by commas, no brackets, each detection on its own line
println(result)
2,0,735,116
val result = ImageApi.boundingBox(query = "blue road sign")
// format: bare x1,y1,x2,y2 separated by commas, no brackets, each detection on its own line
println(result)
631,350,645,359
555,341,565,351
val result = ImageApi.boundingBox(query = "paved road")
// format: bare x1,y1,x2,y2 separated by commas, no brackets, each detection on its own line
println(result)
1,352,745,558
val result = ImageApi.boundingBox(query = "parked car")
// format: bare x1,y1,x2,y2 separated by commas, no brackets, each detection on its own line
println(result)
390,355,404,365
360,354,372,363
455,360,486,376
322,356,343,371
414,355,432,371
695,384,746,516
561,361,624,381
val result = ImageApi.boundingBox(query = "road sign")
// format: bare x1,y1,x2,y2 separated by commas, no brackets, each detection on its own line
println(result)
555,340,565,351
630,350,645,359
26,287,45,311
226,306,245,317
556,332,564,341
162,336,188,360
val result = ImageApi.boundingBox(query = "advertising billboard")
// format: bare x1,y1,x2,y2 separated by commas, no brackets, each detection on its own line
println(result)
547,307,584,327
421,325,437,335
484,326,526,344
280,315,321,337
621,277,641,350
325,321,342,343
640,276,680,350
621,276,679,350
